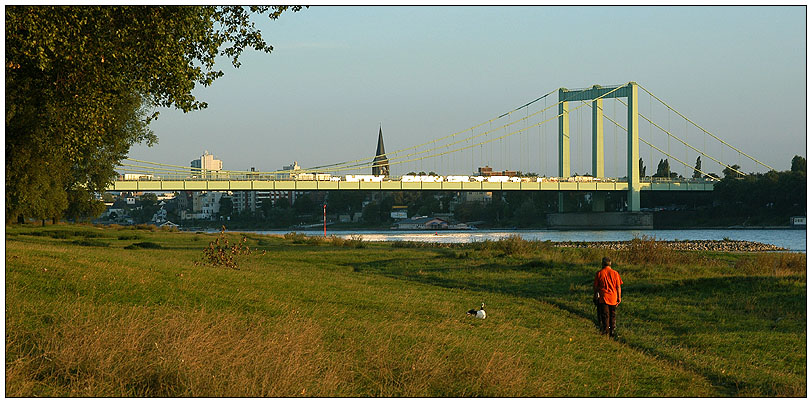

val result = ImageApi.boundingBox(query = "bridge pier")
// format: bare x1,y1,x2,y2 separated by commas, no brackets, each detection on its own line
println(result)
626,83,641,212
592,192,606,212
558,89,570,213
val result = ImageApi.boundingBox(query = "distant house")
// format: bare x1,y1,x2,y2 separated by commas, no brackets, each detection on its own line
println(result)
390,206,408,219
392,216,448,230
159,221,179,229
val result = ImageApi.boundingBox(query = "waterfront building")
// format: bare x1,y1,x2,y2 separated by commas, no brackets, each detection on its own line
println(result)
392,216,448,230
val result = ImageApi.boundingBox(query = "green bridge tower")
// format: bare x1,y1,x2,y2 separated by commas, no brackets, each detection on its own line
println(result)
558,82,640,212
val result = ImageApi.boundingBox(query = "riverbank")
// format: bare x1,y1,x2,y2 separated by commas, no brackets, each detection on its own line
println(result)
553,239,787,252
5,224,806,397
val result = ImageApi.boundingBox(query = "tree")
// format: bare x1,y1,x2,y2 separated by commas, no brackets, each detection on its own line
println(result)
692,156,703,178
639,158,646,177
791,155,806,174
6,6,302,223
654,159,671,178
723,164,743,179
218,196,233,218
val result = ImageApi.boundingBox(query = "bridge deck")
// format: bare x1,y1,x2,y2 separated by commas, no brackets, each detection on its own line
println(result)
107,179,714,192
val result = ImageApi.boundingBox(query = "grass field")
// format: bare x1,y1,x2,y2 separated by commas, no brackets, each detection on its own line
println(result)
5,224,806,397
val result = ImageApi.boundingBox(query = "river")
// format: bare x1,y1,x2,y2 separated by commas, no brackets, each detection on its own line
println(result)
243,228,807,252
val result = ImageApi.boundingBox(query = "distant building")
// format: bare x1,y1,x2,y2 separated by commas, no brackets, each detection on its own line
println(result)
390,206,408,219
191,151,223,178
478,166,517,177
459,191,493,204
372,127,390,177
392,216,448,230
283,161,301,172
231,162,307,213
123,173,154,180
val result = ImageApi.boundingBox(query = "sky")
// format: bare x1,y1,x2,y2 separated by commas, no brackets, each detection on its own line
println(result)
127,5,806,177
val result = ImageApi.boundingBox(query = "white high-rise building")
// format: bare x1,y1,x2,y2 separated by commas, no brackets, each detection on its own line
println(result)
191,151,223,178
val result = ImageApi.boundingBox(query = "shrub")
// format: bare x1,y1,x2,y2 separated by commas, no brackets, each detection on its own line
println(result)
306,236,325,246
390,241,421,249
283,232,308,244
197,226,252,269
471,235,540,257
328,236,347,247
346,234,365,249
27,230,102,239
118,234,142,241
72,239,110,247
124,241,162,250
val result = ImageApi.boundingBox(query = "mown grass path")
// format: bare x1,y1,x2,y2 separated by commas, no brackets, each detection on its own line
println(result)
5,225,805,397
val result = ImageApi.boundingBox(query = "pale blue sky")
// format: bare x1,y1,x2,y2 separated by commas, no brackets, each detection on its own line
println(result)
128,6,806,177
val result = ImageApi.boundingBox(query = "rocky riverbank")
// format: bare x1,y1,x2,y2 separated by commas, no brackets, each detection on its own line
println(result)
553,239,787,252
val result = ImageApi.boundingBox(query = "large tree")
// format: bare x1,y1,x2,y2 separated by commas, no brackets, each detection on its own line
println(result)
6,6,301,223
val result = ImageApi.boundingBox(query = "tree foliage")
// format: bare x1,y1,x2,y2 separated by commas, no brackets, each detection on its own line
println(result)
6,6,301,223
723,164,743,179
654,159,671,178
692,156,703,178
791,155,806,174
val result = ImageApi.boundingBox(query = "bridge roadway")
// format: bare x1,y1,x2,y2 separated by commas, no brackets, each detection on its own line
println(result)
107,177,715,192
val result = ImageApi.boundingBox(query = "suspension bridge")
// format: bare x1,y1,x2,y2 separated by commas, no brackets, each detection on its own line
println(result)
110,82,773,212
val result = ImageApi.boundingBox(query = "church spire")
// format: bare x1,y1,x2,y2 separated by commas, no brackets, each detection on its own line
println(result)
372,126,390,177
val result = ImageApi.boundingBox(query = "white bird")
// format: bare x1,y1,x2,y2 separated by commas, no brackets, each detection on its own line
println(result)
467,302,486,319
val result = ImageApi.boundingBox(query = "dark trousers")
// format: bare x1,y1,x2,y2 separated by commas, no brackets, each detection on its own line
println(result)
595,302,617,335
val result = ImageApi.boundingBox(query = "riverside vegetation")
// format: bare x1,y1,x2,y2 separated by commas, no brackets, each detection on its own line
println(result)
5,224,806,397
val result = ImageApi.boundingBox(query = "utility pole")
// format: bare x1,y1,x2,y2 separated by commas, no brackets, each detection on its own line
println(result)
323,203,327,237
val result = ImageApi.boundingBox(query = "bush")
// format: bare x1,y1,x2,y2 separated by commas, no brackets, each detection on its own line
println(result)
283,232,308,244
118,234,142,241
306,236,325,246
197,226,251,269
471,235,541,257
390,241,422,249
346,234,365,249
328,236,347,247
124,241,162,250
27,230,102,239
72,239,110,247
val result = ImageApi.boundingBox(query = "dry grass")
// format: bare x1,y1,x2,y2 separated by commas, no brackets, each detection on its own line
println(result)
6,304,347,397
350,323,532,397
734,252,807,276
6,224,803,397
621,235,680,265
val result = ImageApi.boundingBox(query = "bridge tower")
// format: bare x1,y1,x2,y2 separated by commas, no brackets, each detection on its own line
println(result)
558,82,640,212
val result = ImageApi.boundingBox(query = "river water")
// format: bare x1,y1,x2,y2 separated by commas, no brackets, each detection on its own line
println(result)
246,228,807,252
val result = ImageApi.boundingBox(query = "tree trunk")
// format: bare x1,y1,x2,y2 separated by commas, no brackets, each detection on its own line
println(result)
41,219,46,227
52,217,58,225
17,215,24,224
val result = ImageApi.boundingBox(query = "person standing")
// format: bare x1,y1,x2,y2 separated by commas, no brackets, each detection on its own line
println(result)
593,257,623,337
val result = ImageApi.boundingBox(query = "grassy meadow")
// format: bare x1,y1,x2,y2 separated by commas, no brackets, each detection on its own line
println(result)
5,224,806,397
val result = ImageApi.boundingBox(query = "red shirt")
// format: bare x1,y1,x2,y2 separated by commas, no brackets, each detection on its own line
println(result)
594,266,623,305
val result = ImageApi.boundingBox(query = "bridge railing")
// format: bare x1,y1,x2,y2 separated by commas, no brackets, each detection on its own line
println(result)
116,174,718,184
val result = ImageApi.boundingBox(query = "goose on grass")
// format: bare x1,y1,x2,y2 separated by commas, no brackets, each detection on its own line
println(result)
467,302,486,319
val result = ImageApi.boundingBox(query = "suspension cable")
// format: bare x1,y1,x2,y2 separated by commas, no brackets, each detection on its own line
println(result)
638,84,773,171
